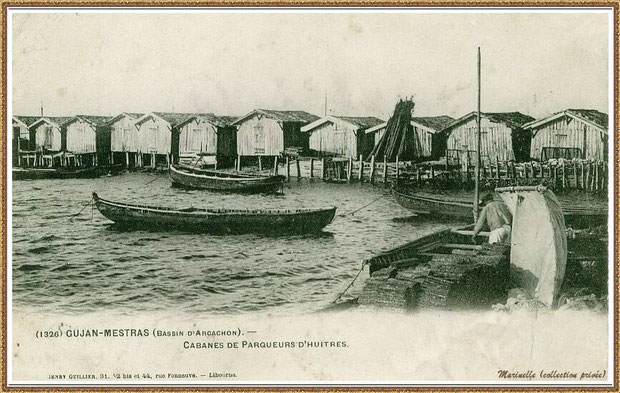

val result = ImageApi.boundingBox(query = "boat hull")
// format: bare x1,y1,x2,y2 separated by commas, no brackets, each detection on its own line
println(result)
12,165,123,180
93,193,336,234
169,165,284,193
392,188,473,220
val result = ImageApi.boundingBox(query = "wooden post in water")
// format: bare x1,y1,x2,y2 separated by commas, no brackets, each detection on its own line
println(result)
473,47,482,222
561,160,566,189
383,155,388,184
369,155,376,184
347,156,353,182
595,160,599,191
286,156,290,181
358,155,364,182
273,156,278,175
310,158,314,178
572,161,577,189
395,155,400,185
296,158,301,180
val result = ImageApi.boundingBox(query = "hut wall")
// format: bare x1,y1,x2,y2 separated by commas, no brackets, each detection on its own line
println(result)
308,121,359,157
33,123,62,151
66,120,97,154
111,116,139,152
530,116,606,161
446,117,515,164
236,116,284,156
411,125,434,159
178,118,218,155
136,117,172,154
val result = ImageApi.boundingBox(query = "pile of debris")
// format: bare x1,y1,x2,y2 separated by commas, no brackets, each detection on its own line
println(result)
369,99,417,161
359,243,510,311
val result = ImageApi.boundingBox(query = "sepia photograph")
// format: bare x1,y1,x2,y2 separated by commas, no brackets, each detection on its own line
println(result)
3,5,616,389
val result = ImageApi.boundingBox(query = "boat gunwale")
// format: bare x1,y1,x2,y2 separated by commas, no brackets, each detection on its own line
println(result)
93,193,336,217
170,164,283,183
392,187,474,208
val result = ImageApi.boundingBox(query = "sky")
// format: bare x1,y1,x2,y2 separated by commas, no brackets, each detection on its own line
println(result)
10,11,610,121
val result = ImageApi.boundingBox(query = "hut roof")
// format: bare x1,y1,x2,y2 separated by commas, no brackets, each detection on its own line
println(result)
365,115,455,135
63,115,114,127
232,109,320,126
412,116,455,132
176,113,238,129
29,116,72,129
442,111,535,134
107,112,144,124
523,109,608,134
13,115,41,127
135,112,195,128
301,115,384,133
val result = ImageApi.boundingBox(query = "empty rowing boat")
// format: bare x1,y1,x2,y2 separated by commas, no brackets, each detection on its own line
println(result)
169,164,285,193
392,186,607,227
92,192,336,234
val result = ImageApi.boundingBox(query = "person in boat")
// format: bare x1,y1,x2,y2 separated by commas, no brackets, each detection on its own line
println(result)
472,192,512,244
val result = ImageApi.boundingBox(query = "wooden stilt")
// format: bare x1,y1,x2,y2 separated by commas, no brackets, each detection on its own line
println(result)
395,155,400,185
347,157,353,183
321,158,326,180
273,156,278,176
369,155,376,184
561,160,566,189
258,156,262,171
151,153,156,169
286,156,290,181
358,155,364,182
382,155,388,184
296,158,301,180
166,153,170,168
595,160,599,191
111,152,114,165
125,151,129,167
310,158,314,178
572,161,577,189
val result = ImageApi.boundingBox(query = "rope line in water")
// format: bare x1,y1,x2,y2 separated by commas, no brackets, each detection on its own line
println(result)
332,260,367,304
339,192,388,217
69,197,94,220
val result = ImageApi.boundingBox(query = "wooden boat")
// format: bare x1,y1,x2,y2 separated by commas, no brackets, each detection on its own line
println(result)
169,164,285,193
392,187,607,228
392,187,473,220
92,192,336,234
12,165,123,180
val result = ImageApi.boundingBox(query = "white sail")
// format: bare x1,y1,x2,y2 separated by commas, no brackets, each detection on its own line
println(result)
497,186,567,307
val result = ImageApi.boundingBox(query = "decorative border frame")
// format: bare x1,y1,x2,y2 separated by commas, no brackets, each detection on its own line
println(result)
0,3,617,392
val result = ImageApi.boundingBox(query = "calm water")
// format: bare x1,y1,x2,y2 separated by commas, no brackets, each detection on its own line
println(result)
11,172,453,315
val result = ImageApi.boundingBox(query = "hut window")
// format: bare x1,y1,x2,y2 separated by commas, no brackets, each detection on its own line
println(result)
43,126,53,148
253,123,265,154
193,128,203,151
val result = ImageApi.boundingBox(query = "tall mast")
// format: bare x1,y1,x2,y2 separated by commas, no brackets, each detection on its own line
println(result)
474,47,481,222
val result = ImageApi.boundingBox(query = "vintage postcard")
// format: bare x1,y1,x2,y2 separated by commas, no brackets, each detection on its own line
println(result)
2,5,617,391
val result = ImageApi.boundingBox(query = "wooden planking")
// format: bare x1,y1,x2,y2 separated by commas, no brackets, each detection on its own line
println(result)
33,123,62,151
446,117,517,165
237,116,284,156
136,116,173,154
178,117,218,155
66,119,97,154
111,115,140,153
307,120,360,158
530,115,606,160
